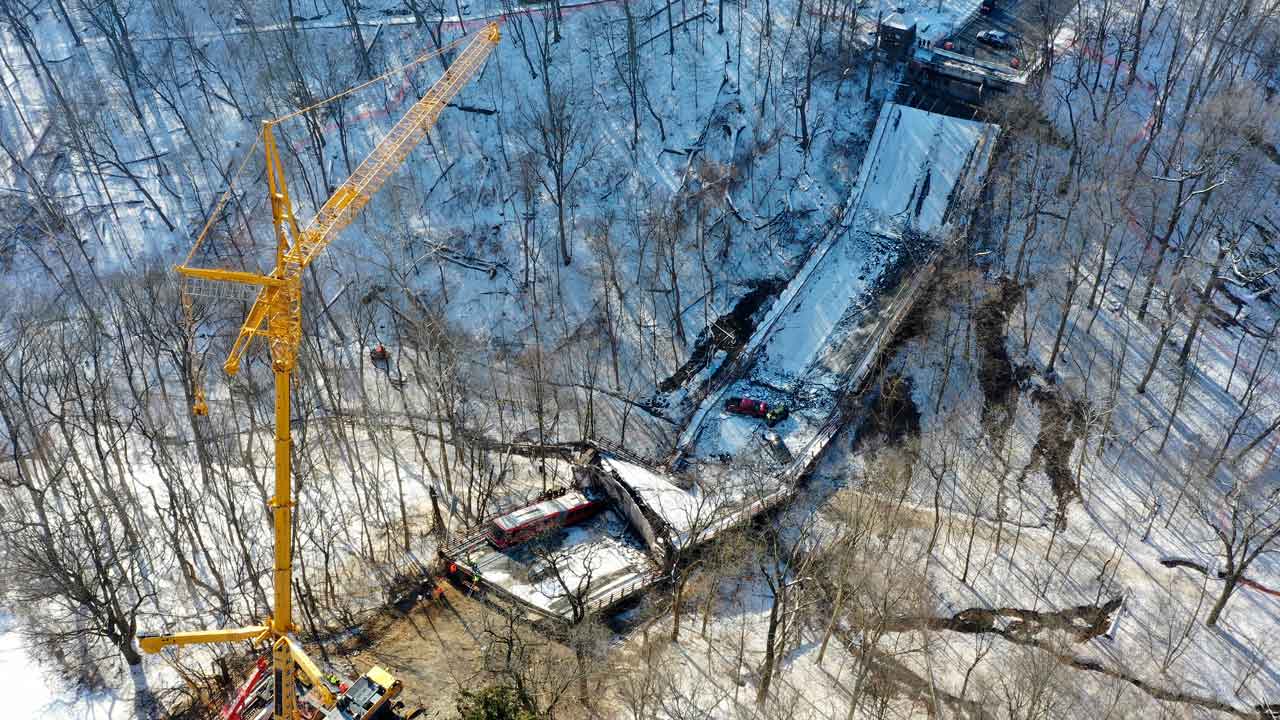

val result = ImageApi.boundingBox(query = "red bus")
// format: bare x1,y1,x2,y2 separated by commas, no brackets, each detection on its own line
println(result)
487,491,604,549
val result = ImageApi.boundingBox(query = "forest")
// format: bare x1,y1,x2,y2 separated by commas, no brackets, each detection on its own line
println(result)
1,0,1280,716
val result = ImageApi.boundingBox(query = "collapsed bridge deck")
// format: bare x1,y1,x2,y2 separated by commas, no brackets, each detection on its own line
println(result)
440,105,1000,623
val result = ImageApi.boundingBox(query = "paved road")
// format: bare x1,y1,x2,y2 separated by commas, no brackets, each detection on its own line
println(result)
946,0,1076,68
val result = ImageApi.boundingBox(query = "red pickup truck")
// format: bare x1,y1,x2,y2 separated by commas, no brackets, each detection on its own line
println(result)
724,396,789,426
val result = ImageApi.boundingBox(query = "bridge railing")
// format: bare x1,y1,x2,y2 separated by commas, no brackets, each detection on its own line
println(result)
585,571,665,614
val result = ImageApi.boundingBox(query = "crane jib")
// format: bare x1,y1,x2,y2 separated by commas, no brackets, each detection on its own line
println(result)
290,23,501,271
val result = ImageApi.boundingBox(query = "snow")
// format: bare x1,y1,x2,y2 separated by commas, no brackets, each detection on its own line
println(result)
0,613,179,720
0,615,62,720
5,0,1278,711
606,1,1280,709
884,0,984,43
854,103,993,238
605,456,709,543
752,234,896,393
457,508,652,618
853,270,1280,713
5,0,882,694
683,104,998,461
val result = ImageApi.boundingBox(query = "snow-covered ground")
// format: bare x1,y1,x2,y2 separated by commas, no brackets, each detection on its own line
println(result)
589,0,1280,715
452,100,1001,636
0,615,71,719
0,613,180,720
13,0,1259,714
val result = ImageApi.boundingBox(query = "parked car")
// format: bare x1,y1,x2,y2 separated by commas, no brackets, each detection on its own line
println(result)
977,29,1015,49
724,396,789,426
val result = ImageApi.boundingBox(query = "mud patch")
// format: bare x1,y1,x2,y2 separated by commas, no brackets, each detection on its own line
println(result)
975,276,1025,442
1020,386,1088,530
343,585,498,717
917,597,1122,643
658,277,786,393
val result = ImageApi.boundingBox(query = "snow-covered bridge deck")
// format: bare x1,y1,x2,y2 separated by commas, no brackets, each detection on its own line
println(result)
441,505,655,622
678,103,999,466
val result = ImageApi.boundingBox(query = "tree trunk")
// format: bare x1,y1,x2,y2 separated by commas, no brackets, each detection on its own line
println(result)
1206,575,1237,627
1136,320,1173,394
756,597,780,704
671,572,687,641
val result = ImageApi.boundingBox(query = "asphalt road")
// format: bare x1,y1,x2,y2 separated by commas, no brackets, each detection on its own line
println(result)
945,0,1074,69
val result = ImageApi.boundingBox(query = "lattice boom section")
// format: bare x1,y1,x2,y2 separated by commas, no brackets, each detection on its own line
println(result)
178,275,263,305
288,24,500,271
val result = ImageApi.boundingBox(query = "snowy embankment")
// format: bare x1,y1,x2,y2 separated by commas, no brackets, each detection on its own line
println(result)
610,1,1280,715
0,615,67,719
802,3,1280,713
0,612,181,720
0,0,988,706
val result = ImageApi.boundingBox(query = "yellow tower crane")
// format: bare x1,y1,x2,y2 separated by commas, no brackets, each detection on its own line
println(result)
138,22,500,720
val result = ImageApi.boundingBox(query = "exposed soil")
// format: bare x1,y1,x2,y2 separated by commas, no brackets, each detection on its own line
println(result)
164,585,494,720
852,373,922,453
974,276,1025,443
658,276,786,393
1020,386,1088,531
901,597,1122,643
338,585,494,718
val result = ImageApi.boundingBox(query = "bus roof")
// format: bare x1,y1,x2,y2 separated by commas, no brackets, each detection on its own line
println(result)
493,491,594,532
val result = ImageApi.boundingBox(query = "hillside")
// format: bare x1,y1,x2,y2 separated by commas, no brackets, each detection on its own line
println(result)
2,0,1280,717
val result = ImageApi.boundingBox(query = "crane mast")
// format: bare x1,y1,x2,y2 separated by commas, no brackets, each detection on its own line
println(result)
139,23,500,720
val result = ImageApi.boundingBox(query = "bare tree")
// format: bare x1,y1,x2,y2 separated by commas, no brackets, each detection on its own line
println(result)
517,85,600,266
1196,477,1280,627
479,607,577,716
